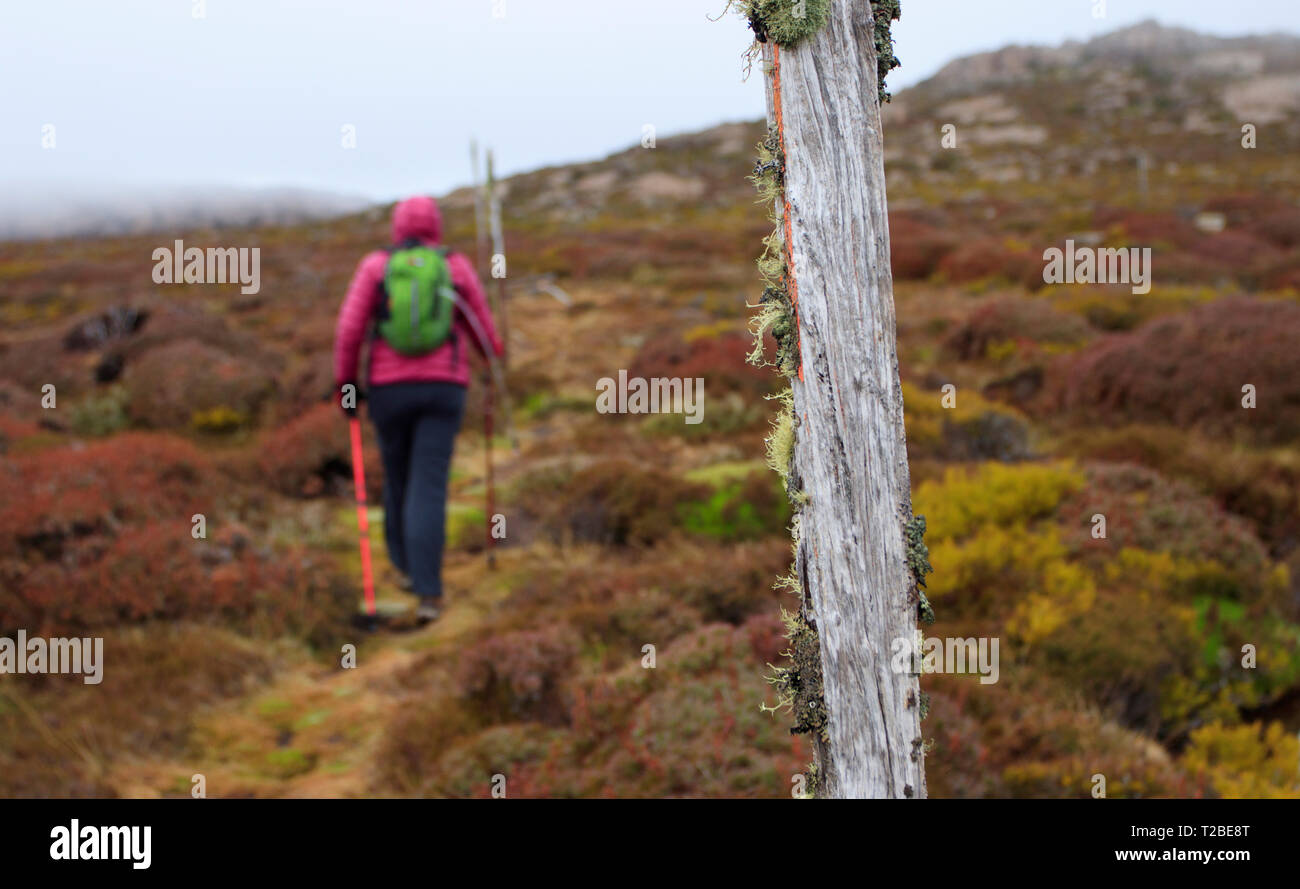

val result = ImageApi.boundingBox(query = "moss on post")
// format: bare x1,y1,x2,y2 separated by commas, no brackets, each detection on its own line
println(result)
739,1,901,102
741,0,831,48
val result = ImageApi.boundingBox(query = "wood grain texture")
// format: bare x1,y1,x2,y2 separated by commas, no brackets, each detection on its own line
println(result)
767,0,925,799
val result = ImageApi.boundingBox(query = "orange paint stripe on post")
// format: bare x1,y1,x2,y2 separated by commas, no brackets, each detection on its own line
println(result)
349,416,376,616
771,44,805,383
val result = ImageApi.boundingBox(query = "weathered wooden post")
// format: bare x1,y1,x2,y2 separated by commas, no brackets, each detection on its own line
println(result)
471,138,489,278
486,148,509,370
747,0,926,798
471,140,502,569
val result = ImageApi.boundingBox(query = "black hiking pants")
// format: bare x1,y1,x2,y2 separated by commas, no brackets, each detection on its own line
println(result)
367,381,467,600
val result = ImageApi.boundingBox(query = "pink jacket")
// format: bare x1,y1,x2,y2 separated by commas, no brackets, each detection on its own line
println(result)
334,195,503,388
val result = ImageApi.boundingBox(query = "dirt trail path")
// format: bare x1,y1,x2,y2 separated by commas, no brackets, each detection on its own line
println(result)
106,476,523,797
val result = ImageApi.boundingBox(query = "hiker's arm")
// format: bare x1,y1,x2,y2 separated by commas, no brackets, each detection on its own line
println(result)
449,253,504,358
334,252,387,386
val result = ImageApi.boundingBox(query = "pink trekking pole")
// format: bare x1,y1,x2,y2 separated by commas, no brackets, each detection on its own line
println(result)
349,416,377,617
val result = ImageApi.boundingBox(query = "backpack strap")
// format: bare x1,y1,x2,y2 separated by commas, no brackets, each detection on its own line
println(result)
374,249,392,323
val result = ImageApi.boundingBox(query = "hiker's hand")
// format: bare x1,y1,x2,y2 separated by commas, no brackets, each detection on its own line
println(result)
337,381,359,417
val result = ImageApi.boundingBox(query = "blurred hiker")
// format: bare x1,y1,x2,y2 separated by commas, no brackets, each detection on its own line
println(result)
334,195,504,624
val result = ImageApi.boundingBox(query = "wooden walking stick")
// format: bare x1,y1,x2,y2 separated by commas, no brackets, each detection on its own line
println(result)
484,371,496,569
486,148,509,370
471,138,488,278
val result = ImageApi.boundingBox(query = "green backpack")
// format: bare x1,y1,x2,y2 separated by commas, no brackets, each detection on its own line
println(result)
376,244,458,355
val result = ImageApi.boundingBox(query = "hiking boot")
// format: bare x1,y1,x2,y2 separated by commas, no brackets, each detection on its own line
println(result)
369,600,440,633
350,612,382,633
397,574,415,593
415,599,442,625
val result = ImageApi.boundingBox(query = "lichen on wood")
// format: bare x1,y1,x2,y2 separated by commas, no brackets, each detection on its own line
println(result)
741,0,832,48
764,389,796,489
738,0,901,100
905,514,936,624
753,116,823,758
747,127,801,378
762,558,829,744
869,0,902,101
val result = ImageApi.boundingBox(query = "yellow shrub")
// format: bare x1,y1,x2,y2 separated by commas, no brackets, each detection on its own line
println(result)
927,525,1062,601
1161,675,1255,733
1008,560,1097,645
913,460,1084,543
190,405,249,433
1183,722,1300,799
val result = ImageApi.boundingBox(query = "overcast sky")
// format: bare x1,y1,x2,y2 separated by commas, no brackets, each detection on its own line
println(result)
3,0,1297,201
